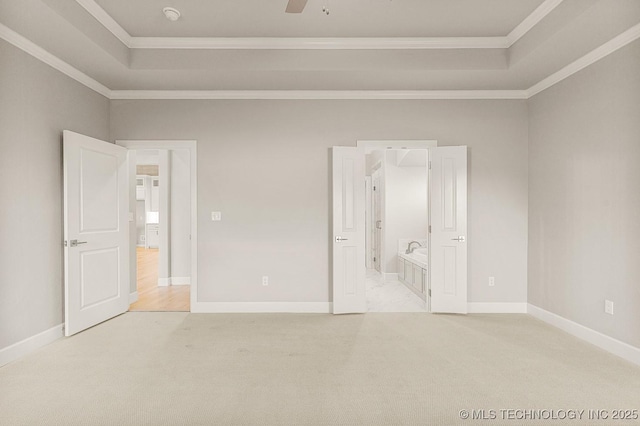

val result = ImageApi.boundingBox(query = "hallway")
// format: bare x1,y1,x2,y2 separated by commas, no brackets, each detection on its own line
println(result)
129,248,190,312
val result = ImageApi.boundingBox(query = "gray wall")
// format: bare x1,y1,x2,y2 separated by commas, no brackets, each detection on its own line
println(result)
170,149,191,280
0,40,110,349
528,39,640,348
110,99,529,305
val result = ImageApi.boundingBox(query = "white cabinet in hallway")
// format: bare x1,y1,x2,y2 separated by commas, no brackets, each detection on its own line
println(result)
136,178,146,200
150,178,159,212
146,224,159,249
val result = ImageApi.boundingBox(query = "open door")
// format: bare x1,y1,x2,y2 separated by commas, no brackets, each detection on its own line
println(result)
63,130,129,336
430,146,468,314
332,147,366,314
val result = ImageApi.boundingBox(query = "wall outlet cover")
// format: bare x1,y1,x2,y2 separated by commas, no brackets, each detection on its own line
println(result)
605,300,614,315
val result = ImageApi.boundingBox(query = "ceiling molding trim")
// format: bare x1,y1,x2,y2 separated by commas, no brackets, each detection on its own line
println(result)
74,0,559,51
506,0,564,47
129,37,509,50
0,23,111,98
109,90,528,100
527,21,640,98
75,0,132,46
3,13,637,103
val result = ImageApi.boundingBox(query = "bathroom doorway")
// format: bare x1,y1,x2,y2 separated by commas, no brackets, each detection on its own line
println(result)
332,140,467,314
365,148,429,312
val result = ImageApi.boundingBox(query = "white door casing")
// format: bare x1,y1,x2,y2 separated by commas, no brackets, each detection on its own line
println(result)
372,169,382,273
430,146,468,313
365,176,372,269
63,130,130,336
332,147,366,314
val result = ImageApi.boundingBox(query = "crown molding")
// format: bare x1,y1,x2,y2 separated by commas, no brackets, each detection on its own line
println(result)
527,21,640,98
109,90,528,100
129,36,508,50
2,15,638,101
0,23,111,98
75,0,132,46
74,0,561,51
506,0,564,47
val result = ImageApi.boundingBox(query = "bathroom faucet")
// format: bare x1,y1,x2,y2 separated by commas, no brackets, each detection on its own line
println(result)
405,241,422,254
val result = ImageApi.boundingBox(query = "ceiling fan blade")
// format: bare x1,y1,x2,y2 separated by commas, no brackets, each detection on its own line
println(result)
285,0,308,13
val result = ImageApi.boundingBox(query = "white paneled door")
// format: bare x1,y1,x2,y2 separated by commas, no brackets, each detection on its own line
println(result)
430,146,468,313
63,131,129,336
332,147,366,314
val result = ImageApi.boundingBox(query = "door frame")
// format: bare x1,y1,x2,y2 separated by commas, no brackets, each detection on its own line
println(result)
116,140,198,312
365,176,372,269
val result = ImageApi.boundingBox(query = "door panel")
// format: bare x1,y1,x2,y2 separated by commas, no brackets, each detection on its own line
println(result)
64,130,129,336
332,147,366,314
430,146,468,314
80,248,120,308
80,149,119,231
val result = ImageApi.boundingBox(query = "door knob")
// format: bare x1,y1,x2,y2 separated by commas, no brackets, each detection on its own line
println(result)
335,236,348,242
451,236,466,242
70,239,88,247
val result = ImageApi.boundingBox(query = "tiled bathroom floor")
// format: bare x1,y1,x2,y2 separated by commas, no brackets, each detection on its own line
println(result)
366,269,427,312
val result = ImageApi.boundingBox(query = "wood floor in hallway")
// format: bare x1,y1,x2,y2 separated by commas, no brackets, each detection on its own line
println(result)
129,247,190,312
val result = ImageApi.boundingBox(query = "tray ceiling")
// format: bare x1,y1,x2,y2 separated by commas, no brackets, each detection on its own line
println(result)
1,0,639,95
93,0,546,38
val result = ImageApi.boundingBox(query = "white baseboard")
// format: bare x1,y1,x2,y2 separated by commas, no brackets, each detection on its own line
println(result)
0,324,64,368
467,302,528,313
191,302,332,314
157,277,190,287
528,304,640,366
129,291,138,303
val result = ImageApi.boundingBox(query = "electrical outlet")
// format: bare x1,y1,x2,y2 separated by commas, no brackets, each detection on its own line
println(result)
262,276,269,286
488,276,495,287
605,300,614,315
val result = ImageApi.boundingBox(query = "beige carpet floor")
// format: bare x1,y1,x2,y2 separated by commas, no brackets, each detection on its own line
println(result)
1,312,639,425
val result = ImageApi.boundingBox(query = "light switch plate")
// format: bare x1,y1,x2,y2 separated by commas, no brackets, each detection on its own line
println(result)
211,211,222,221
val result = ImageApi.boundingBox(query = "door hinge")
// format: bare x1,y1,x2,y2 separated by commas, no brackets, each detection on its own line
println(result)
373,186,376,191
428,289,431,297
429,161,431,170
373,257,376,262
429,225,431,234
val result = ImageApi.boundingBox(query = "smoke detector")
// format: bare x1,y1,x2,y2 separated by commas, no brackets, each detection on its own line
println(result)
162,7,181,21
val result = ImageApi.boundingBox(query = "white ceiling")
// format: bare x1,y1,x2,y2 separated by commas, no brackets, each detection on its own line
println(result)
1,0,640,95
93,0,545,38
